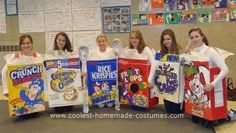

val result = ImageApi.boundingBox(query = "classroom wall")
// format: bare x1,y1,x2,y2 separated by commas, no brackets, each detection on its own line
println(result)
0,0,236,82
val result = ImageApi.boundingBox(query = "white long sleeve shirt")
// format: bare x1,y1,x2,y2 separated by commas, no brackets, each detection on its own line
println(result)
193,44,229,87
88,47,115,60
140,47,156,83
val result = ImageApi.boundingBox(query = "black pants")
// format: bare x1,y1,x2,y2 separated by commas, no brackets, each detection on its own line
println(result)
54,106,73,113
191,116,230,128
164,99,184,114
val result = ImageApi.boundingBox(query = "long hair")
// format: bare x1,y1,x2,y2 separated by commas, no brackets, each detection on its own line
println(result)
188,27,209,46
129,30,146,54
160,29,182,55
53,32,73,52
19,34,33,51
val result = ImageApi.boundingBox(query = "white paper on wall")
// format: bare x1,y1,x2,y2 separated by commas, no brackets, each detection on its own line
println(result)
72,31,101,51
44,0,71,10
72,8,101,31
45,10,72,32
72,0,101,8
0,0,5,13
0,12,6,33
19,11,45,33
101,0,131,7
18,0,44,11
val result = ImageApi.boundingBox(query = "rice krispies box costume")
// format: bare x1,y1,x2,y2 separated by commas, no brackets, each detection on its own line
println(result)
44,57,83,107
87,59,117,106
183,54,227,121
118,58,158,108
7,59,45,117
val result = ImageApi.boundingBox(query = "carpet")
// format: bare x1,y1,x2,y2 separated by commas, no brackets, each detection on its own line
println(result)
0,100,214,133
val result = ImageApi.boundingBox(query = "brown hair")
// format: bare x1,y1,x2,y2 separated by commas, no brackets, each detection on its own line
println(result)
129,30,146,54
188,27,209,46
19,34,33,51
160,29,182,55
53,32,73,52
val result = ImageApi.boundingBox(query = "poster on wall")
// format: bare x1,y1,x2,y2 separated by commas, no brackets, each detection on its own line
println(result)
164,0,176,11
139,0,151,11
202,0,215,8
87,59,117,105
7,61,45,117
229,8,236,21
229,0,236,8
176,0,189,10
132,13,148,26
148,12,165,25
102,6,131,33
197,10,212,23
165,12,180,24
189,0,201,9
180,11,197,24
5,0,18,16
215,0,227,8
151,0,164,9
44,58,83,108
212,8,229,22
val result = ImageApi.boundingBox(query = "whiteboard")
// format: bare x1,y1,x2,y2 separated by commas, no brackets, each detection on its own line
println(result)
45,10,72,32
72,8,101,31
19,11,45,33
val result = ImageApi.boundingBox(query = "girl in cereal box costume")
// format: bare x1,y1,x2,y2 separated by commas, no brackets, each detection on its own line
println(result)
184,27,235,128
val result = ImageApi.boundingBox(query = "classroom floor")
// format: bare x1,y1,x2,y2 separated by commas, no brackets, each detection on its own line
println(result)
0,86,235,133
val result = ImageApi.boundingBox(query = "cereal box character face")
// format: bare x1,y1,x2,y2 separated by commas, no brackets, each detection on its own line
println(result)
28,79,44,101
187,66,210,107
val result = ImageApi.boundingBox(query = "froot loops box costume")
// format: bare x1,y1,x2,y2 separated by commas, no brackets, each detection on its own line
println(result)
118,57,158,108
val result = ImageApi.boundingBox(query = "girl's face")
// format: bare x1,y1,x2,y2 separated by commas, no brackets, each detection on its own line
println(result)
97,37,107,51
189,31,203,47
21,38,33,53
130,34,140,49
163,34,172,49
56,35,66,50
